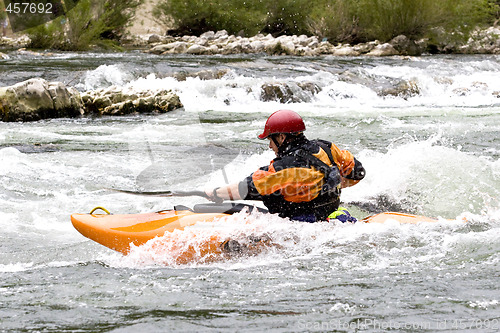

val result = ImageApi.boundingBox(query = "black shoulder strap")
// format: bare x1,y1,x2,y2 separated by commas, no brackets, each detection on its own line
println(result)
293,148,331,175
292,140,336,174
293,143,342,198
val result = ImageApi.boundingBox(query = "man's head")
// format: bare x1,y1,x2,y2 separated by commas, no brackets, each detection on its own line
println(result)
258,109,305,139
267,133,286,155
258,109,306,156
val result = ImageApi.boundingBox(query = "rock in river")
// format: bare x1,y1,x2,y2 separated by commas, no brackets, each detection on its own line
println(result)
0,78,83,122
81,87,183,116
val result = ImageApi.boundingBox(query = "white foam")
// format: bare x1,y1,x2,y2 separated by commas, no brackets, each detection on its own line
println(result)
0,147,25,174
0,262,34,273
79,64,133,90
469,300,499,309
329,302,357,314
1,55,499,272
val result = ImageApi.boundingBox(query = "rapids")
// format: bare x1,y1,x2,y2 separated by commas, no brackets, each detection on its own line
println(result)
0,51,499,331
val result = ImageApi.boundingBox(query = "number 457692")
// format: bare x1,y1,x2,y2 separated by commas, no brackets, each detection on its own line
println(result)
5,2,53,14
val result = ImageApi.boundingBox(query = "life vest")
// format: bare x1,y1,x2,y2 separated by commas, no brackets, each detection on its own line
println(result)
242,138,345,221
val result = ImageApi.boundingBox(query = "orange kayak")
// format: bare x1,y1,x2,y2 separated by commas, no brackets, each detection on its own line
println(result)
361,211,439,224
71,208,228,255
71,204,441,263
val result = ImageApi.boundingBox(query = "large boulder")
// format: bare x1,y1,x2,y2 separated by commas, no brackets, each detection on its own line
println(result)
462,27,500,54
367,43,399,56
332,45,360,56
389,35,423,56
0,78,83,122
260,82,321,103
81,87,183,116
186,44,208,55
378,80,420,99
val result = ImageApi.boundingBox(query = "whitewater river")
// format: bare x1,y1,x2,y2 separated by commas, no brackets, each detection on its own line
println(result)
1,51,499,332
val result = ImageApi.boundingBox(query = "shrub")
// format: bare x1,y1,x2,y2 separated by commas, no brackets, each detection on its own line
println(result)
308,0,498,43
96,0,144,40
154,0,265,36
154,0,314,36
359,0,496,42
308,0,360,43
27,0,142,50
260,0,312,36
26,18,65,49
354,0,432,41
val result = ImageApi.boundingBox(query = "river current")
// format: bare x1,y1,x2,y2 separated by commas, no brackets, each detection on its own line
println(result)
1,51,499,332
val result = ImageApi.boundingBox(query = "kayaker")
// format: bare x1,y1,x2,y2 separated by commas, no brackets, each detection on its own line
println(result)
205,110,365,222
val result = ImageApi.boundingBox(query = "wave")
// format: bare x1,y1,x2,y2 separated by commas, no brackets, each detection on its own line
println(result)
76,64,135,91
346,136,499,217
73,55,500,113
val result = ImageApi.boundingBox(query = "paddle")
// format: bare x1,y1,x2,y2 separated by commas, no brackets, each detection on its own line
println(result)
108,188,210,199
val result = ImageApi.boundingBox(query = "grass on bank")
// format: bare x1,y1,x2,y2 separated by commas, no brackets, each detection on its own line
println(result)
17,0,500,50
155,0,499,45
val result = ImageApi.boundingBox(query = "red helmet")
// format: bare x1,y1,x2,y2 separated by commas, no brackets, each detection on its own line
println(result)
257,110,306,139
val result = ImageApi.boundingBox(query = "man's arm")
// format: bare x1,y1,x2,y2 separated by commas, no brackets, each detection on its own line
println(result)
341,158,365,188
327,142,365,188
205,183,243,202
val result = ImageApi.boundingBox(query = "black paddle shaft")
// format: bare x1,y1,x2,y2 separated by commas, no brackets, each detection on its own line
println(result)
109,188,209,199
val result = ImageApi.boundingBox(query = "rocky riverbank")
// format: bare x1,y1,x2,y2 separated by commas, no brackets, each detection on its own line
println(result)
144,31,416,56
0,35,30,50
140,28,500,56
2,25,500,56
0,78,183,122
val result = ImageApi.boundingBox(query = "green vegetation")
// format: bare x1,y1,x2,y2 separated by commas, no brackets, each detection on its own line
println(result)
0,1,6,20
153,0,265,36
308,0,359,43
260,0,311,36
153,0,312,36
19,0,499,50
154,0,499,44
26,0,142,50
351,0,496,43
